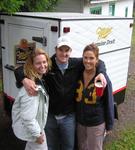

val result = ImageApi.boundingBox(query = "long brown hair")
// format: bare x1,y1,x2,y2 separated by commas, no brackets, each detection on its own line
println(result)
24,48,51,81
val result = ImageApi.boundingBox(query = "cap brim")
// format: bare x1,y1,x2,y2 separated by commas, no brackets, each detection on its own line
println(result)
57,42,71,49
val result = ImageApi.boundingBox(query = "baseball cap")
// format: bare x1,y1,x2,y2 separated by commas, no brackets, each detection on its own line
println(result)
57,36,72,49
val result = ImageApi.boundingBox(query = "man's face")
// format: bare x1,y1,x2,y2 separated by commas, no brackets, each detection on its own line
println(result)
56,45,72,64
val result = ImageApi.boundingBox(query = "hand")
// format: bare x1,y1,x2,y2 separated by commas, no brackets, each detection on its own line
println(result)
94,73,107,88
106,130,112,135
36,133,44,144
104,130,112,138
22,78,37,96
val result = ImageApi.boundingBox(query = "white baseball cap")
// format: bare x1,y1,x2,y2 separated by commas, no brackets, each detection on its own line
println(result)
57,36,72,49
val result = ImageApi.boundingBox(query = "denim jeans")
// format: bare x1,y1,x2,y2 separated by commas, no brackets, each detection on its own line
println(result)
45,113,76,150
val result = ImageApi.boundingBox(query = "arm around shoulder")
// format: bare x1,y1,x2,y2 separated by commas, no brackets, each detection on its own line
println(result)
14,65,25,88
96,59,106,74
95,60,107,87
14,66,37,95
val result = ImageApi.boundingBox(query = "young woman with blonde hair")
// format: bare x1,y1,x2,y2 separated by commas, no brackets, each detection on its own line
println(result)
12,48,51,150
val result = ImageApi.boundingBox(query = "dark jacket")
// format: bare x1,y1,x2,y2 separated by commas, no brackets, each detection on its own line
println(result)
75,73,114,131
14,55,106,115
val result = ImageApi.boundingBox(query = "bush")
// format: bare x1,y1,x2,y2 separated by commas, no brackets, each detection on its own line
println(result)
0,0,60,13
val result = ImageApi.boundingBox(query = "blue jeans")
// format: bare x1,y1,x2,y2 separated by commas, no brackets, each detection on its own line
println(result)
45,113,76,150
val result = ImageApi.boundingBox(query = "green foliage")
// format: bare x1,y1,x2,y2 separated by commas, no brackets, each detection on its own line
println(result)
0,0,24,13
104,127,135,150
133,11,135,17
0,0,60,13
23,0,59,12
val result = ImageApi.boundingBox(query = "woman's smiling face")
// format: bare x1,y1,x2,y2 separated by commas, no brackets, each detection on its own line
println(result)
83,50,98,71
33,54,48,75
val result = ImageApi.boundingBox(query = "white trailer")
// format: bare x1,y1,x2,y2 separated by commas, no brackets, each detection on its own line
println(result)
0,13,133,115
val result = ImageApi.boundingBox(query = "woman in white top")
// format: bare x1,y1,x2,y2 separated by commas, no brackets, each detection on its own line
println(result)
12,48,51,150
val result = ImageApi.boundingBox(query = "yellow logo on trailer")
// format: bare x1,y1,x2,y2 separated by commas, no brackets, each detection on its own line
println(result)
96,27,112,39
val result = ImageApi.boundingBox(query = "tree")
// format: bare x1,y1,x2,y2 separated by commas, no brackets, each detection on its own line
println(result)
0,0,60,13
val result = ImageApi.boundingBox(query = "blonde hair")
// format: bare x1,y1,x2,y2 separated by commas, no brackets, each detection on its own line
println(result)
24,48,51,81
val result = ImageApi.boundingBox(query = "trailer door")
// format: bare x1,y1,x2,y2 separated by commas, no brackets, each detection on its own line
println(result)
2,18,49,100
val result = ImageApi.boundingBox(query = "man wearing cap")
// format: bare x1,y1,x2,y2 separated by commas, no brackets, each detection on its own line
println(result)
14,36,107,150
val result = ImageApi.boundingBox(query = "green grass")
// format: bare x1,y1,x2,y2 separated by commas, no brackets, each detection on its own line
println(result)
104,126,135,150
133,11,135,17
